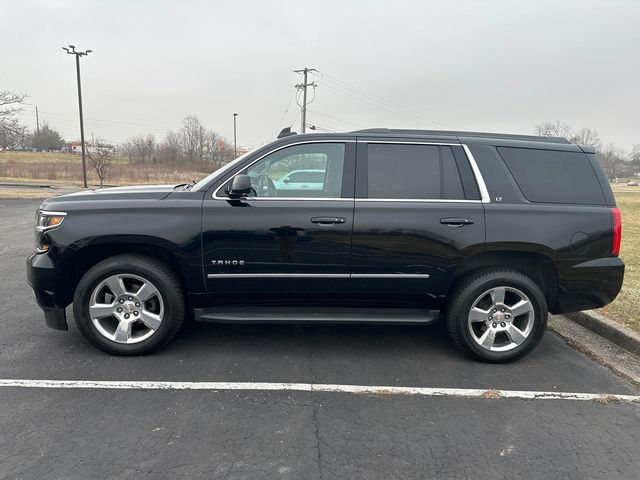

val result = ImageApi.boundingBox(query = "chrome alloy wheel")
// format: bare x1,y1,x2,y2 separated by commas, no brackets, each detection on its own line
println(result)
467,286,535,352
88,274,164,344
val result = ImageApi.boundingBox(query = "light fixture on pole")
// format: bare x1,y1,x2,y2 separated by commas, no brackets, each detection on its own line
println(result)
233,113,238,158
62,45,92,188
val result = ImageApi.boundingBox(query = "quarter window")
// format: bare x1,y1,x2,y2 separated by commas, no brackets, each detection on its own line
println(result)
498,147,606,205
241,143,345,198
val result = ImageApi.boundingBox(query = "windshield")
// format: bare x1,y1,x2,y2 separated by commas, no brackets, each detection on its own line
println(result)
192,147,261,191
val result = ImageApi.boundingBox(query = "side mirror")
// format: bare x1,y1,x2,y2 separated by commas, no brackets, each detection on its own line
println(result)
283,177,291,184
228,174,252,197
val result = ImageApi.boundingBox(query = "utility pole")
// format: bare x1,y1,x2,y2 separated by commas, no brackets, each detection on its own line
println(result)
294,68,317,133
62,45,92,188
35,106,40,134
233,113,238,157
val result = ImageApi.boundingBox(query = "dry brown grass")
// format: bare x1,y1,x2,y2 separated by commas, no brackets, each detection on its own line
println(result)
599,186,640,332
0,151,210,186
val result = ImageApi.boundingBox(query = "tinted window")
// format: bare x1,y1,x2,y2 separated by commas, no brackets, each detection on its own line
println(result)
498,147,606,205
367,144,440,199
442,146,465,200
244,143,345,198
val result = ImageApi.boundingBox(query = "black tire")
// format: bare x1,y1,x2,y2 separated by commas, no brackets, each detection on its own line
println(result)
73,254,185,355
445,268,548,362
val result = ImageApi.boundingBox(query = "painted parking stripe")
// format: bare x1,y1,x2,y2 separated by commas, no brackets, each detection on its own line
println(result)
0,379,638,402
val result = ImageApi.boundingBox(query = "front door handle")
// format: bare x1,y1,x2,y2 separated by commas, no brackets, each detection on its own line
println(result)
311,216,346,225
440,217,475,227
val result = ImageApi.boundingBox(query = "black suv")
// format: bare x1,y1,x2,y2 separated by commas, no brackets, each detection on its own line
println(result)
27,129,624,362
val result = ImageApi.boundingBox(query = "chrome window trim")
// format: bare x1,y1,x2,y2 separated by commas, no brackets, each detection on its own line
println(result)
223,197,354,202
207,273,430,279
211,139,490,204
212,140,355,200
461,144,491,203
355,198,481,204
360,140,461,146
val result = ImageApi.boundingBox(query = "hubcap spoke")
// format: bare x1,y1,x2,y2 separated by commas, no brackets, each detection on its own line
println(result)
478,328,497,349
136,282,158,302
490,287,506,306
468,285,535,353
105,276,127,297
89,302,115,319
511,299,533,317
114,320,132,342
90,273,164,345
139,310,162,331
507,325,527,345
469,307,489,323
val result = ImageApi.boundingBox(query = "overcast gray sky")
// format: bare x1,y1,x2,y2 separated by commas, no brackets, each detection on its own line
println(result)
3,0,639,149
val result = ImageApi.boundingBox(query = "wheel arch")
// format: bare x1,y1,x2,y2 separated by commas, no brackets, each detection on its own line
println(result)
56,240,193,307
449,251,558,311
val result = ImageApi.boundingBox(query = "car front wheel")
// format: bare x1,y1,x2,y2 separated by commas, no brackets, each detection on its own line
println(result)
72,254,185,355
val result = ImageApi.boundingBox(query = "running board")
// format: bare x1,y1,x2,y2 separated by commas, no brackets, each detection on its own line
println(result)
194,307,439,324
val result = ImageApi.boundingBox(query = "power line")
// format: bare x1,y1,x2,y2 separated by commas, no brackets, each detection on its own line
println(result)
306,109,365,129
312,71,460,130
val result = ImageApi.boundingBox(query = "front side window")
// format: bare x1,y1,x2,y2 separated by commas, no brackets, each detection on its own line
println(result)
239,143,345,198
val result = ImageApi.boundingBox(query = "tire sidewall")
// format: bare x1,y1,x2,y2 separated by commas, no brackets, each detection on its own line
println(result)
451,272,547,362
73,257,183,355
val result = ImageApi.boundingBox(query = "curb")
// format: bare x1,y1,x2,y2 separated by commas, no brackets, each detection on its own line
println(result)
563,310,640,356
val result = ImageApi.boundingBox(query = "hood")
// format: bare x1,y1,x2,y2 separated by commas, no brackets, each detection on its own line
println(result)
76,184,176,196
39,184,178,210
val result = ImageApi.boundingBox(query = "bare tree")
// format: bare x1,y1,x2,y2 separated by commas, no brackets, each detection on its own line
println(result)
597,143,626,180
570,127,601,149
159,130,182,164
181,116,207,163
629,144,640,176
127,134,156,164
535,120,573,139
87,139,115,187
0,90,26,149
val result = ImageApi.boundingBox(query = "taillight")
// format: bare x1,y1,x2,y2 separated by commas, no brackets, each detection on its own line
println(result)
611,207,621,256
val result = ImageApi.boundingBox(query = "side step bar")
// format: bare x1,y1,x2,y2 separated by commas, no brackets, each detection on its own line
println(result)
194,306,439,324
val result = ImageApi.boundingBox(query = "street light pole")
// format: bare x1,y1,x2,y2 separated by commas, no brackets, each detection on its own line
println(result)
63,45,92,188
233,113,238,157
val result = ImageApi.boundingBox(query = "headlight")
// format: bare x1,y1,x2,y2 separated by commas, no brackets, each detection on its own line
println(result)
36,210,67,232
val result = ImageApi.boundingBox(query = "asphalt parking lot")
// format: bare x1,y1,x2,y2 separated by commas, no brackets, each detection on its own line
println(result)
1,199,639,480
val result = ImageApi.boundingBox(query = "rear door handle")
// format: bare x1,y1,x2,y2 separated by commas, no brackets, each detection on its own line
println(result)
311,216,346,225
440,217,474,227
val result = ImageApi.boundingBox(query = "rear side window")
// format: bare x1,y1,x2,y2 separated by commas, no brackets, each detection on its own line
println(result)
367,144,440,199
497,147,606,205
366,144,472,200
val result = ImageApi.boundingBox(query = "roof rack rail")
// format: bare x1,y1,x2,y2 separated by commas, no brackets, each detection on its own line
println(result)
352,128,570,144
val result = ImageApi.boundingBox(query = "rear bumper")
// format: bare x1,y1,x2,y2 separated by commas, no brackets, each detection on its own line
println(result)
26,253,68,330
552,257,625,314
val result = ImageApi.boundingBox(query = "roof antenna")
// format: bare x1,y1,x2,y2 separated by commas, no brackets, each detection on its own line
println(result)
277,127,297,139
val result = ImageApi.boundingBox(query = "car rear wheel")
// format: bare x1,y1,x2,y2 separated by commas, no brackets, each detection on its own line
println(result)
446,269,547,362
73,254,185,355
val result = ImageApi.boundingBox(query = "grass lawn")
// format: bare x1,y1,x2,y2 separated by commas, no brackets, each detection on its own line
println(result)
600,185,640,332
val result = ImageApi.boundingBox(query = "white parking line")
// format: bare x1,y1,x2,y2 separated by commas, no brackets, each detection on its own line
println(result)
0,379,638,402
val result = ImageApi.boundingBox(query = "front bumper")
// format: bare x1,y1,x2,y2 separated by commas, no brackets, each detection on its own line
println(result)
553,257,625,314
26,253,68,330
